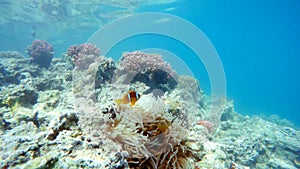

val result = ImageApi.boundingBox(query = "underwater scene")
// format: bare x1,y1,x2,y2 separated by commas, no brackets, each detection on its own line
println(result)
0,0,299,169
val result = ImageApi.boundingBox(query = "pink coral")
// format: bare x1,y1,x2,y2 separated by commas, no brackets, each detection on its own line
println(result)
120,51,175,76
118,51,178,92
67,45,81,58
78,43,100,57
26,39,54,68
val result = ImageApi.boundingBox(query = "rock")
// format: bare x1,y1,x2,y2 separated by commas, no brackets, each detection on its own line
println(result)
0,122,43,168
37,90,61,110
213,115,300,168
268,158,297,169
14,107,36,123
0,84,38,108
0,51,41,86
22,151,60,169
46,112,79,141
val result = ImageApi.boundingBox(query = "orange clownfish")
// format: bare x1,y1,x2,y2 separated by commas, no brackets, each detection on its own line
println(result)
115,90,141,106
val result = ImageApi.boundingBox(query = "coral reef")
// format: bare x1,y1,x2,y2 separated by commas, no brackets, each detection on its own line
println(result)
213,113,300,169
295,156,300,168
67,43,100,58
0,51,40,86
0,51,299,169
0,84,38,108
26,40,54,68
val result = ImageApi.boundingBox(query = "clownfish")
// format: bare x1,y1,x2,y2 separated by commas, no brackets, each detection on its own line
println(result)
115,90,141,106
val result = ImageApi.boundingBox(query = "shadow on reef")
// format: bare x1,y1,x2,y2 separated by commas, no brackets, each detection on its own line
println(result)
119,70,177,95
95,58,116,89
0,52,41,87
126,69,178,95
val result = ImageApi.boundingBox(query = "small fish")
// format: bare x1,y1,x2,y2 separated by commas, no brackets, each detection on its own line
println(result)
115,90,141,106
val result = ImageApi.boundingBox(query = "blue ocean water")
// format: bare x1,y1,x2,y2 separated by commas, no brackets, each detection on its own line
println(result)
136,0,300,126
0,0,299,126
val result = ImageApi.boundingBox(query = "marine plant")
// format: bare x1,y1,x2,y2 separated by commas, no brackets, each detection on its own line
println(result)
26,39,54,68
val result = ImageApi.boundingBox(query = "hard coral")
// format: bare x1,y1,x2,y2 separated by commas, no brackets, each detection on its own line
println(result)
26,39,54,68
119,51,177,93
66,45,81,58
120,51,175,76
67,43,100,69
78,43,100,57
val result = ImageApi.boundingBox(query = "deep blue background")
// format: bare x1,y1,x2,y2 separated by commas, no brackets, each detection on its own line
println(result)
137,0,300,125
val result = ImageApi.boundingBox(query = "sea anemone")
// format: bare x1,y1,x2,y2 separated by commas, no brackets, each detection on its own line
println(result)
105,94,193,168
